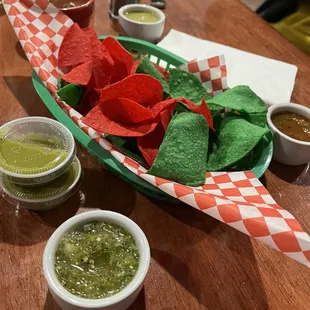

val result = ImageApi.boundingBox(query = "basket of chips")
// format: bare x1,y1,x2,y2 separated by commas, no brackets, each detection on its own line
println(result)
31,27,273,202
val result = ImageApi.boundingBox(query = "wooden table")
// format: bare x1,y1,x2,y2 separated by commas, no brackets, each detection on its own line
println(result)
1,0,310,309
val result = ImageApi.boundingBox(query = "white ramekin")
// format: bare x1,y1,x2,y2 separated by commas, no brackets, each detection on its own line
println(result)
267,103,310,165
43,211,150,310
118,4,165,43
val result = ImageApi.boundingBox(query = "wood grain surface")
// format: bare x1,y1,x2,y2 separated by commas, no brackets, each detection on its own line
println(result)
0,1,310,309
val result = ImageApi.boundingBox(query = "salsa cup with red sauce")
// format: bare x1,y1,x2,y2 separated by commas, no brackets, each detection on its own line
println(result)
267,103,310,165
50,0,95,28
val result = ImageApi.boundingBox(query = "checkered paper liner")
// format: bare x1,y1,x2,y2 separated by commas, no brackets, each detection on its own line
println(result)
4,0,310,267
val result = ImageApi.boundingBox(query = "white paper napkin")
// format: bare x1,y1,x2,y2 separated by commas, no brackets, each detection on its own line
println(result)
158,29,298,104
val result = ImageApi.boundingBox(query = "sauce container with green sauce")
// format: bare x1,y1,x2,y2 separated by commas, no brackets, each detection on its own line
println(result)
43,211,150,310
118,4,165,42
0,157,82,211
267,103,310,165
0,117,76,185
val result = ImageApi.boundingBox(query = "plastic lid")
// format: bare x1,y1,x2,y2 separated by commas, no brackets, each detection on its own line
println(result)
0,117,75,178
0,156,82,206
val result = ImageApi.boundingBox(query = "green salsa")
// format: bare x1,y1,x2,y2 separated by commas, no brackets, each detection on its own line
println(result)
55,221,140,299
125,11,160,23
3,161,79,200
0,135,67,174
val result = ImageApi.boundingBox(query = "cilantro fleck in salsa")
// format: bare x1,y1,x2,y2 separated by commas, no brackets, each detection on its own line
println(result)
55,221,139,299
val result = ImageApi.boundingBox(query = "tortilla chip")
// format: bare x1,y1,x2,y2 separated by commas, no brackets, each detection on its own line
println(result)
83,104,158,137
207,85,267,114
90,44,114,88
137,122,166,166
99,74,163,107
169,68,212,105
102,37,133,83
148,112,209,186
206,116,270,171
58,23,92,67
100,97,154,124
62,61,92,85
57,83,84,108
136,57,169,93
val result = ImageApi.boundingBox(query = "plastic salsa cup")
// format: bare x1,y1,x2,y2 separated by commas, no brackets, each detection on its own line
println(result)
0,117,76,186
0,156,82,211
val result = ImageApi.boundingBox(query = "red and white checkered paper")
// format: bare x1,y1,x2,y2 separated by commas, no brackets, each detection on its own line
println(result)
4,0,310,267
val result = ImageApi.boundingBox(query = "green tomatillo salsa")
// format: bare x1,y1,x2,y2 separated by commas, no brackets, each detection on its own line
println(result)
55,221,140,299
125,11,160,23
0,135,67,174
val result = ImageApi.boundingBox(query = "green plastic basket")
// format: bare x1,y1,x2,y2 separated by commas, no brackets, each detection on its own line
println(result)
32,36,273,203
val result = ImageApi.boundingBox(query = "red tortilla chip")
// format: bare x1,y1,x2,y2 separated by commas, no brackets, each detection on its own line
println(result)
89,90,100,108
83,104,158,137
82,28,115,89
83,27,98,42
130,59,141,75
150,98,214,129
137,122,166,166
153,63,170,81
160,109,172,130
100,97,154,124
76,88,92,115
91,46,114,89
99,74,163,107
62,61,92,85
102,37,133,83
83,27,110,60
58,23,92,67
180,98,214,130
151,98,177,117
76,88,100,115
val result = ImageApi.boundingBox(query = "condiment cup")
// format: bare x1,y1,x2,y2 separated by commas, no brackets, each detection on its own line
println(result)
60,0,95,28
0,157,82,211
0,117,76,186
43,210,150,310
267,103,310,165
118,4,165,43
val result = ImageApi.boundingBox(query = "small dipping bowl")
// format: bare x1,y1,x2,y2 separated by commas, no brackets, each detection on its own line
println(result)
43,210,150,310
59,0,95,28
267,103,310,165
0,117,76,186
118,4,165,43
0,156,82,211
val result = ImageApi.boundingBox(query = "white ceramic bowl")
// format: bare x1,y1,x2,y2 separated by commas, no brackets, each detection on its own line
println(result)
267,103,310,165
118,4,165,43
43,211,150,310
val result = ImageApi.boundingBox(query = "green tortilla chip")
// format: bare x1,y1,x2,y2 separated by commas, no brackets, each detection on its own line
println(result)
206,116,270,171
57,83,84,108
148,112,209,186
136,57,169,93
169,68,212,105
105,135,145,163
57,77,69,90
174,102,190,114
243,112,268,128
207,85,266,113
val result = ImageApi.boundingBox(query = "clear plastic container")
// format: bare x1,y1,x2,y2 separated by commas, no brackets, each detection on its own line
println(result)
0,117,76,185
0,157,82,211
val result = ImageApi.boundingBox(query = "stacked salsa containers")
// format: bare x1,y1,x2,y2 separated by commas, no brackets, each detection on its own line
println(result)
0,117,82,211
